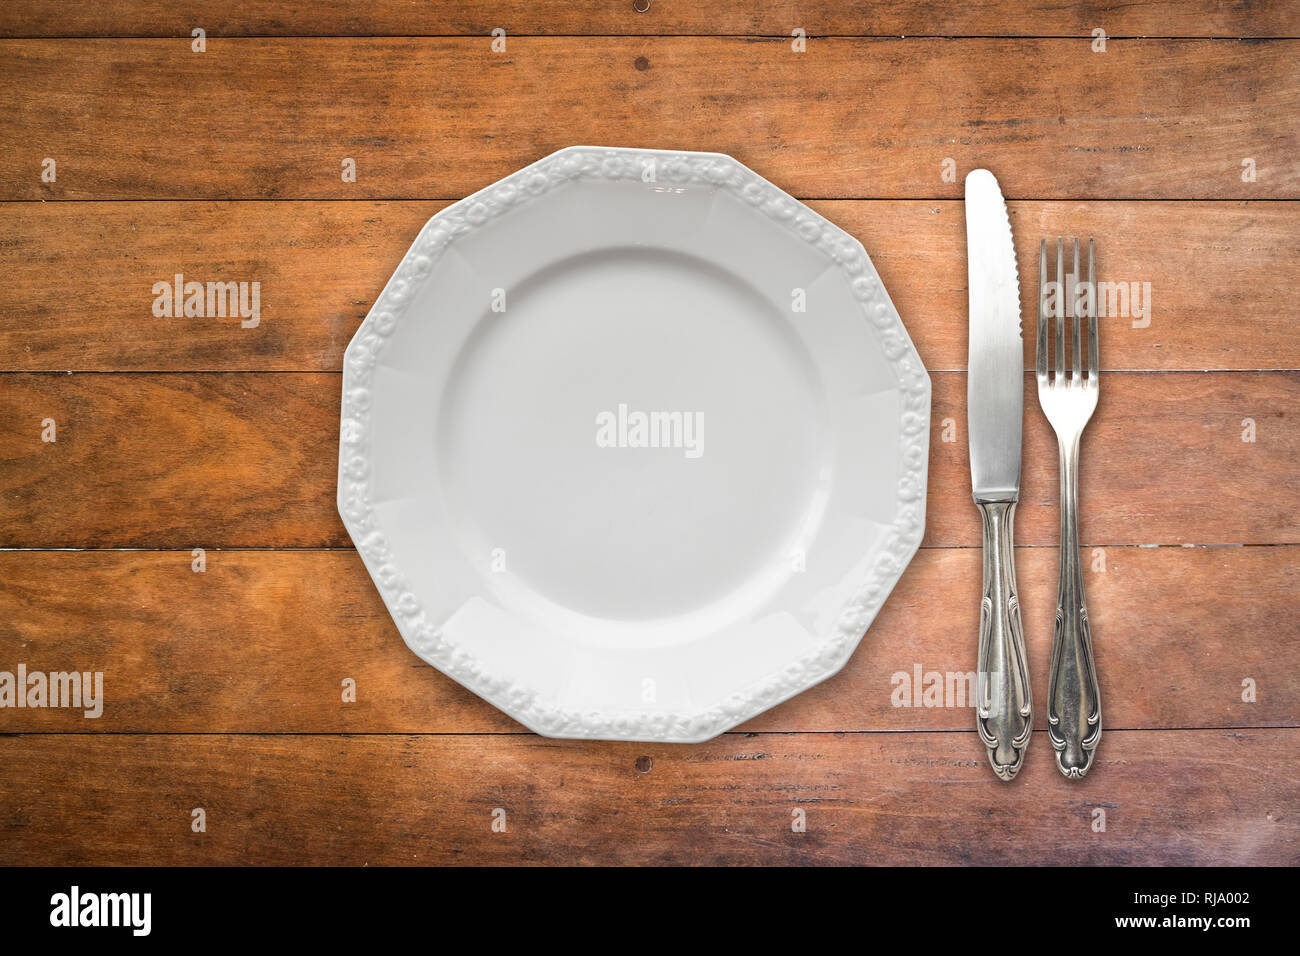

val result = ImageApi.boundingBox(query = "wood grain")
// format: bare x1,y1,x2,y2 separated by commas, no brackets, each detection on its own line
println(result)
0,730,1292,865
2,38,1296,201
0,373,341,548
0,546,1293,733
2,200,1295,372
2,371,1294,548
1,1,1296,39
927,373,1300,548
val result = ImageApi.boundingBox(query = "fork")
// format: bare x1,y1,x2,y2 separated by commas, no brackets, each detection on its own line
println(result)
1037,237,1103,779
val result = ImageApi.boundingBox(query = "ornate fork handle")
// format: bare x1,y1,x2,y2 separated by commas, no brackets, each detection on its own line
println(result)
975,498,1033,780
1047,432,1102,778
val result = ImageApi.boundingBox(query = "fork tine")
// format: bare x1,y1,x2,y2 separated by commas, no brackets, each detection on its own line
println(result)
1071,237,1082,382
1037,239,1049,380
1055,237,1065,381
1087,237,1099,382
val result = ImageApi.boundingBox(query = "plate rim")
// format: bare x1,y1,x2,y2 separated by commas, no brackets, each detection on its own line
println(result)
337,145,932,743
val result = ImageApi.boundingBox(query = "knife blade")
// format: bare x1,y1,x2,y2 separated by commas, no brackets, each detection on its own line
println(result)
964,169,1033,781
967,169,1023,499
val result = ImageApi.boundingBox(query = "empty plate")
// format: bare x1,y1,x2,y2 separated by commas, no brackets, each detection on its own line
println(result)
338,146,930,742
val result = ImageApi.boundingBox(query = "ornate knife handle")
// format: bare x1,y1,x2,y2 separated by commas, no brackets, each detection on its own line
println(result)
975,498,1033,781
1047,435,1102,778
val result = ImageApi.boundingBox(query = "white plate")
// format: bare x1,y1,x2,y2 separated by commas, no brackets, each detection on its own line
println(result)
338,147,930,742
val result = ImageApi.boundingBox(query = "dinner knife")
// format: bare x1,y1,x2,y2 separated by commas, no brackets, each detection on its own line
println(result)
965,169,1033,781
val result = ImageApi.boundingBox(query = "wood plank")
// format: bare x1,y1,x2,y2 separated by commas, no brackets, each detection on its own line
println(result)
0,730,1292,864
3,200,1295,372
1,38,1295,200
0,373,343,548
926,372,1300,548
1,1,1295,39
0,200,438,373
0,546,1293,733
1,371,1294,548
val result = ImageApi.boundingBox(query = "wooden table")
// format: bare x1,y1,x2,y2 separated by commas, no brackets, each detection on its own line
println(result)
0,1,1296,866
